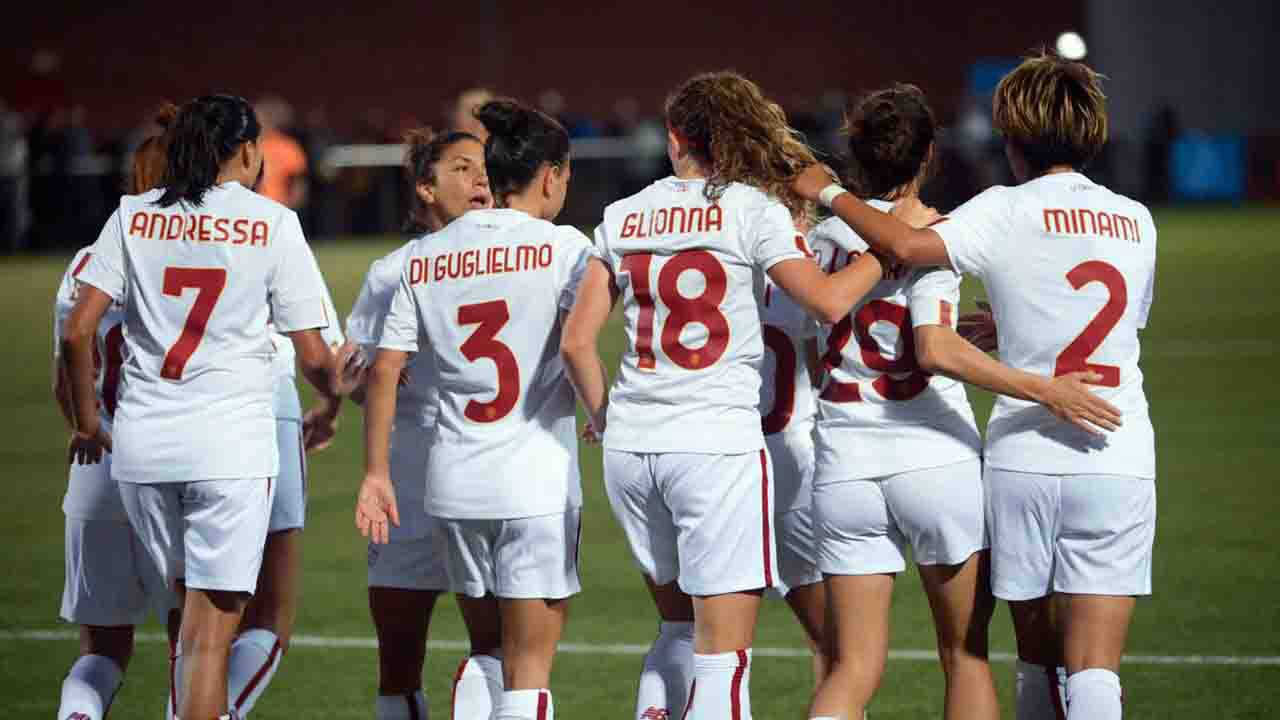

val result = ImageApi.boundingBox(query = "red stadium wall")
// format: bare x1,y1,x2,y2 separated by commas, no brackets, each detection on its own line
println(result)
4,1,1082,136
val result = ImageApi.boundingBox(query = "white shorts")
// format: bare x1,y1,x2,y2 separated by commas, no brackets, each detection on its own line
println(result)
120,478,276,594
61,517,172,626
767,428,820,595
442,509,581,600
367,523,451,592
986,468,1155,600
814,458,986,576
269,420,306,533
604,448,778,597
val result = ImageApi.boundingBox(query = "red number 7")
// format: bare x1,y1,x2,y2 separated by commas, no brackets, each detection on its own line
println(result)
161,267,227,380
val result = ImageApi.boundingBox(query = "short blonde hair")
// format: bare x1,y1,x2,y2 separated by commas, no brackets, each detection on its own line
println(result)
993,52,1108,172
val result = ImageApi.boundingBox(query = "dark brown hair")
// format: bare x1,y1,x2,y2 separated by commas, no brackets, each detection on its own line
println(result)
475,99,569,205
665,71,817,222
158,94,261,207
843,83,937,199
993,51,1108,173
402,126,482,234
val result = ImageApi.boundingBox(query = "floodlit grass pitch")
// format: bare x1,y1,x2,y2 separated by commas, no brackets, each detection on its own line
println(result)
2,207,1278,717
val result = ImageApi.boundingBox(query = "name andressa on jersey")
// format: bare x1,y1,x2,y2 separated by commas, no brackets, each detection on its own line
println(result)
408,243,553,285
128,211,270,247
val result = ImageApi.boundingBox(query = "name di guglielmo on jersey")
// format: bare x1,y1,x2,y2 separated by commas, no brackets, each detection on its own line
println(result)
407,243,554,286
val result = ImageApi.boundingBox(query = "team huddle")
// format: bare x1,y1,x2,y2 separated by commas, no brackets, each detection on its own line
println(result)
52,54,1156,720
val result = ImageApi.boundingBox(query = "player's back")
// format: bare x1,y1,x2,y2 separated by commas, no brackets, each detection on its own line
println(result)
939,172,1157,475
86,182,329,483
758,276,816,438
597,177,807,454
398,208,592,519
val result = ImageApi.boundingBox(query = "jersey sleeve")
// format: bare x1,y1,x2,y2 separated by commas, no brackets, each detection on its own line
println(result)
377,267,420,353
556,226,601,311
345,261,386,350
745,200,806,271
933,187,1010,279
268,213,331,333
319,284,345,346
906,266,963,329
52,252,84,357
77,210,127,303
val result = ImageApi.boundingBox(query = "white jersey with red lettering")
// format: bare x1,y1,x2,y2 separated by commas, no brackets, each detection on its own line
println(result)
54,247,129,520
759,277,819,514
347,239,440,430
378,208,596,520
934,172,1157,477
596,177,809,454
807,201,981,481
77,182,331,484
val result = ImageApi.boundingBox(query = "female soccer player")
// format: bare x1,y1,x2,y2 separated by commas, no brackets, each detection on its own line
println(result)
53,103,179,720
63,94,338,720
795,55,1153,720
559,71,897,720
357,99,596,720
806,83,1122,720
344,126,504,720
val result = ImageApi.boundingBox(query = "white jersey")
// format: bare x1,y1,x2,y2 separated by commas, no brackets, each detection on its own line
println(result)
379,208,595,520
758,277,817,439
53,248,128,520
808,204,981,480
78,182,331,484
270,282,343,421
935,172,1157,477
596,177,808,454
347,239,440,430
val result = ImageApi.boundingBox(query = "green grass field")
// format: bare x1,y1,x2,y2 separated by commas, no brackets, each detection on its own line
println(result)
3,207,1279,718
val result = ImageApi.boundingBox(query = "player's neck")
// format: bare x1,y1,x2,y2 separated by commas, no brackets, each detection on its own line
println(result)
503,192,546,220
672,155,709,180
1038,164,1079,178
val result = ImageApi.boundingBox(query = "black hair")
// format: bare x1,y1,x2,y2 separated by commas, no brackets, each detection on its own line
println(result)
843,83,937,200
157,94,261,207
474,99,569,204
403,127,483,233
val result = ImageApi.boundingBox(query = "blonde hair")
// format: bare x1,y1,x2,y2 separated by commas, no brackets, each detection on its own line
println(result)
665,71,817,222
129,102,177,195
993,52,1108,172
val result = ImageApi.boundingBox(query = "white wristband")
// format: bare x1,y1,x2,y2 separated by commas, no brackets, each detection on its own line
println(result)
818,184,849,209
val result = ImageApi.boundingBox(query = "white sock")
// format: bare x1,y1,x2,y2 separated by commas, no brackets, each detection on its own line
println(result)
57,654,124,720
453,654,504,720
494,688,553,720
1066,668,1122,720
687,649,752,720
376,691,428,720
166,640,183,720
635,621,694,720
1015,660,1068,720
227,629,283,717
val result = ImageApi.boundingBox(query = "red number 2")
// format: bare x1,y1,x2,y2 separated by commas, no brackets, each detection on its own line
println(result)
761,324,797,435
619,250,731,371
161,267,227,380
1054,260,1126,387
458,300,520,423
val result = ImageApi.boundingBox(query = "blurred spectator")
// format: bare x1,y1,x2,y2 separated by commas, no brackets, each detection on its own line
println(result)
449,87,494,138
539,89,601,139
1144,103,1179,203
255,96,309,209
0,99,28,252
297,106,343,237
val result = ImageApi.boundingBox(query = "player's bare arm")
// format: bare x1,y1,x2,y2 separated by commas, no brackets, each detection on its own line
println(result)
792,164,951,268
61,285,113,464
560,258,616,440
357,347,405,544
768,252,885,324
914,324,1122,434
52,356,75,429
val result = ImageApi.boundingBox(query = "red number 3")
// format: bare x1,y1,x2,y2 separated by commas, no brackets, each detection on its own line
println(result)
619,250,731,371
458,300,520,423
161,267,227,380
1054,260,1126,387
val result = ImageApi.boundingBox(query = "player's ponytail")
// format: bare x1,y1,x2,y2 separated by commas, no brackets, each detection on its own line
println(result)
157,94,262,207
475,99,569,205
665,71,818,223
993,50,1108,174
843,84,937,200
402,126,483,234
128,101,179,195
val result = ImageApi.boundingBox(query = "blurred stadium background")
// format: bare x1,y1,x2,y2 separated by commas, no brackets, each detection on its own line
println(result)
3,1,1279,718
